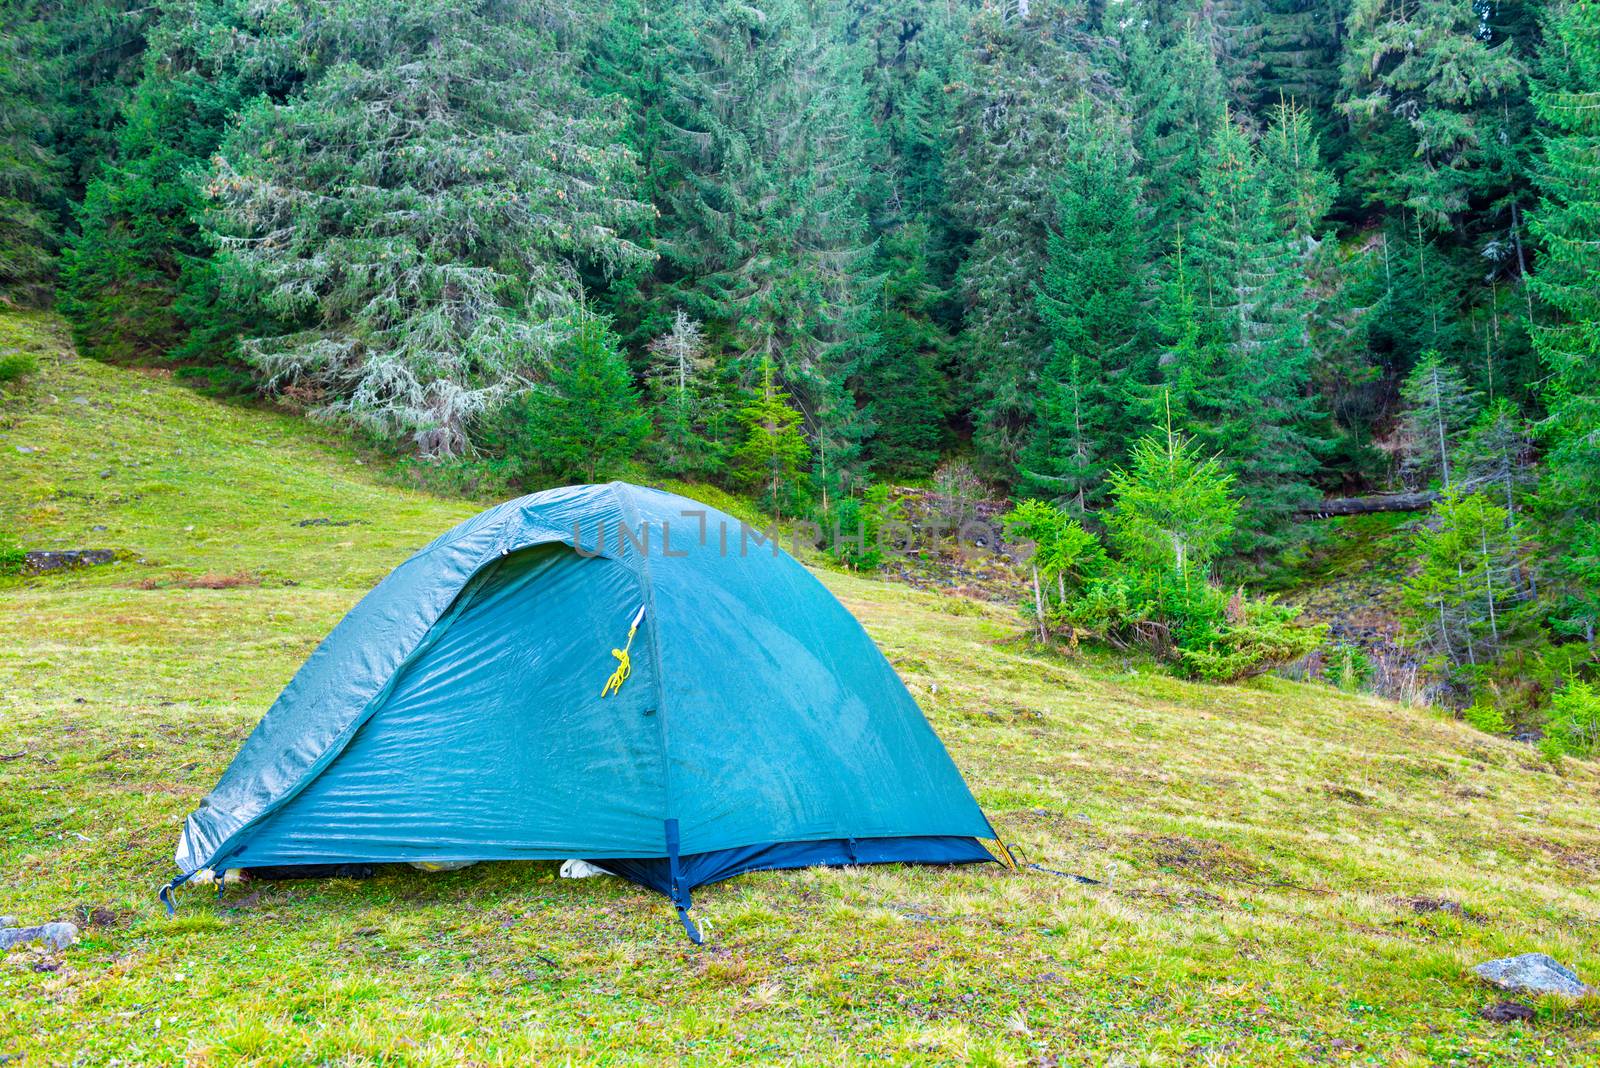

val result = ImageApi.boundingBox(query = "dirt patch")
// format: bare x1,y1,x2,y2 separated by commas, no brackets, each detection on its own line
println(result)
1525,836,1600,877
1130,833,1273,885
1323,784,1374,805
294,517,368,528
1400,897,1484,923
1480,1001,1536,1024
133,570,262,590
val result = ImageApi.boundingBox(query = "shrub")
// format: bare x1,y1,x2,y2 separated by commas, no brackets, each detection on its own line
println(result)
0,529,25,576
1326,643,1374,692
1176,596,1328,683
1002,420,1324,682
827,484,904,571
931,459,985,528
1542,677,1600,760
1462,701,1508,736
0,350,37,389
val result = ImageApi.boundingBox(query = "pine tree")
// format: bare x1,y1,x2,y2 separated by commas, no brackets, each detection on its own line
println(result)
733,358,812,518
204,0,651,456
502,312,649,485
1021,101,1147,510
1399,351,1479,490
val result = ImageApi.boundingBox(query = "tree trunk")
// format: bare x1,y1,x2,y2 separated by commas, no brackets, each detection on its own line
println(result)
1297,491,1440,517
1032,566,1046,644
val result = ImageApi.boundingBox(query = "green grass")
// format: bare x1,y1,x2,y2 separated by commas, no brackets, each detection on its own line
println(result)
3,311,1599,1064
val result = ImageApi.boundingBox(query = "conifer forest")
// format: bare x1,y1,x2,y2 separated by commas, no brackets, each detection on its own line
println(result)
3,0,1599,743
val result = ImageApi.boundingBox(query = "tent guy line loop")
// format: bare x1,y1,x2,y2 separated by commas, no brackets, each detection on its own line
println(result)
1003,841,1099,885
601,604,647,697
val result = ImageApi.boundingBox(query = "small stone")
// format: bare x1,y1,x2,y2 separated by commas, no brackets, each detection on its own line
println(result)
91,525,106,532
1472,953,1594,998
0,922,79,952
99,470,113,479
14,446,34,454
71,396,89,405
0,917,15,928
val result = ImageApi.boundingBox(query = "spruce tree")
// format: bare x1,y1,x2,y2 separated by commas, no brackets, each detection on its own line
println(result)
1252,0,1348,136
1106,409,1240,583
1529,0,1600,646
1186,112,1327,554
59,0,297,376
1339,0,1526,231
36,0,149,203
946,0,1090,473
0,5,61,305
205,0,651,456
733,358,812,518
1403,487,1523,681
857,224,948,478
1399,351,1479,490
1124,25,1227,251
1021,101,1147,510
650,0,876,500
645,309,722,479
507,313,649,485
846,0,965,229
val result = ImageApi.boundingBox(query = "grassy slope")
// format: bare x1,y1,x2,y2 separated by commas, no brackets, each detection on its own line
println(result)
2,311,1598,1065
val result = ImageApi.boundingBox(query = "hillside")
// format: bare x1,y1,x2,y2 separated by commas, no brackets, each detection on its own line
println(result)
2,314,1598,1064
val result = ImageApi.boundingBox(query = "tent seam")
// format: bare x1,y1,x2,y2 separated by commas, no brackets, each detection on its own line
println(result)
611,483,676,841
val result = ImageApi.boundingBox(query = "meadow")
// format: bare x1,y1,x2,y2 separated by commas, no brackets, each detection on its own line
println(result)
3,311,1598,1064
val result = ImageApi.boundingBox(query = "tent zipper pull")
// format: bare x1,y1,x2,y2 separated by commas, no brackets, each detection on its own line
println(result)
600,605,646,698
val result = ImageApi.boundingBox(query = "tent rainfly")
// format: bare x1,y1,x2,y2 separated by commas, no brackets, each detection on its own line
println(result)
166,483,1002,939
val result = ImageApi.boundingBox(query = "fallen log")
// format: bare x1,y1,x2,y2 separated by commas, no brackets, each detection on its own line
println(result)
1298,491,1439,517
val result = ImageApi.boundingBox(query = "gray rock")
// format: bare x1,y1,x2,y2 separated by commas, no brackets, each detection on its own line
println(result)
0,916,15,928
1473,954,1594,998
0,922,79,952
23,549,115,574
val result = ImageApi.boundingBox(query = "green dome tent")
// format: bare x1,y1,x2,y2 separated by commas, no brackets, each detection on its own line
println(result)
167,483,1000,939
